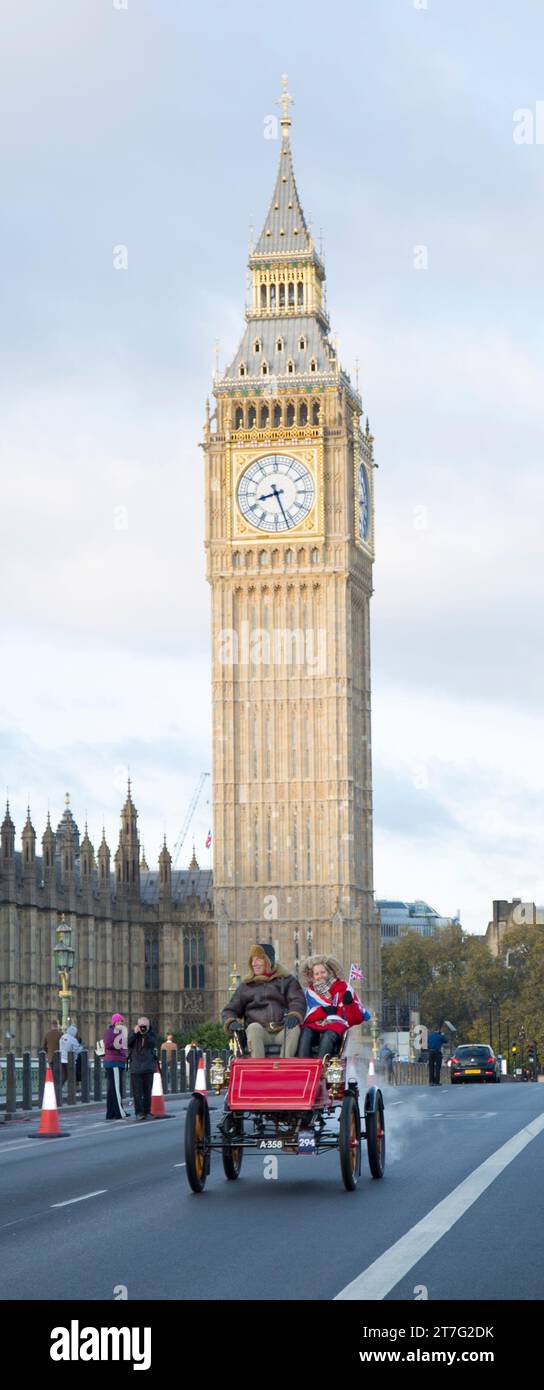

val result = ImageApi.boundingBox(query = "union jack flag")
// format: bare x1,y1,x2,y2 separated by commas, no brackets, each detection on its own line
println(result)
205,830,212,849
349,963,363,981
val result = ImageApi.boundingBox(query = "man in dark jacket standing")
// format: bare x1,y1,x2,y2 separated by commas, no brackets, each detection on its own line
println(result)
221,944,306,1057
427,1027,449,1086
128,1017,157,1119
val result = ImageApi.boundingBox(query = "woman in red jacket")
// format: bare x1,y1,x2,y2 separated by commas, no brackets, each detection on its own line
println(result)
298,954,370,1059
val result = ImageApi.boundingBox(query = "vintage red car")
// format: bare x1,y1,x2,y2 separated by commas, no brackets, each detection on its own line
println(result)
184,1035,385,1193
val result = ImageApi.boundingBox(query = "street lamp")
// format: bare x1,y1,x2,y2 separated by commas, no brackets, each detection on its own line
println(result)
53,915,75,1031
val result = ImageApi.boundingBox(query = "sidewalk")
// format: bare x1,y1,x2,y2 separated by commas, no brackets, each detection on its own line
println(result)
0,1091,195,1128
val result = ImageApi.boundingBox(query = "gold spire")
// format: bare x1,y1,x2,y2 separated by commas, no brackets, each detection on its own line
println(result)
65,792,70,807
278,74,293,138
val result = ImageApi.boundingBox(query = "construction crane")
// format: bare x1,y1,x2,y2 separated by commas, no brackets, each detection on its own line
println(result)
172,772,210,870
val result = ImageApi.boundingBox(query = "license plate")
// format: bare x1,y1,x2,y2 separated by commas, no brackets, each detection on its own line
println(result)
465,1068,480,1073
258,1139,284,1150
297,1133,316,1154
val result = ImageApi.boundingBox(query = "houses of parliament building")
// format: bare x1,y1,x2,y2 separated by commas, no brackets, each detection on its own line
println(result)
0,788,215,1051
1,82,381,1051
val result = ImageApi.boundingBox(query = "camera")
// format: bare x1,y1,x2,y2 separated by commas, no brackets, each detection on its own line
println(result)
139,1025,148,1034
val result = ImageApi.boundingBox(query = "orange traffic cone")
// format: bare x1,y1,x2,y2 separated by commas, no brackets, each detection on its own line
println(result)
150,1065,173,1119
28,1066,70,1139
194,1053,207,1097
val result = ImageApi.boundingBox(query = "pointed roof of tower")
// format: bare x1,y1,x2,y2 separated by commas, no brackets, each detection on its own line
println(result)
42,811,56,845
188,844,200,871
80,821,94,855
159,834,172,865
22,806,35,837
2,801,15,833
254,79,311,257
97,825,110,857
140,845,149,871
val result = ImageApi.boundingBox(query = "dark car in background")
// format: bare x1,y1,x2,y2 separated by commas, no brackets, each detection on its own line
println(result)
450,1045,501,1084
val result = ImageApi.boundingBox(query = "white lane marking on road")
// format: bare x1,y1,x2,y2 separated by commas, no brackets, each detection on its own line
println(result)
51,1189,107,1208
432,1112,497,1118
335,1109,544,1301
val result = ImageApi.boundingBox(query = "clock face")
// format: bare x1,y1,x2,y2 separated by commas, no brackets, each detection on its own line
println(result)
237,453,315,532
358,462,369,542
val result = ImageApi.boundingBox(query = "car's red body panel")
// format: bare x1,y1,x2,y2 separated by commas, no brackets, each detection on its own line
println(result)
227,1056,324,1111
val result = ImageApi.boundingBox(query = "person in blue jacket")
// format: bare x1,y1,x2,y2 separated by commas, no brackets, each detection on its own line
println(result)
427,1026,449,1085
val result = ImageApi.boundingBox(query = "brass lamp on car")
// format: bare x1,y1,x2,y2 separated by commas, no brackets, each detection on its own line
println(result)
210,1058,226,1093
325,1057,344,1096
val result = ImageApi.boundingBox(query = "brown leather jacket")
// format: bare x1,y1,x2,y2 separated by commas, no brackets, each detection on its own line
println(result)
221,965,306,1034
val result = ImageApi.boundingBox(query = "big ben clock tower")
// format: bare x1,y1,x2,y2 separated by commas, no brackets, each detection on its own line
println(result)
204,80,381,1018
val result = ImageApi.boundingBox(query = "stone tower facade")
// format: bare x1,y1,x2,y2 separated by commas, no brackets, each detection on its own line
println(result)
204,82,381,1014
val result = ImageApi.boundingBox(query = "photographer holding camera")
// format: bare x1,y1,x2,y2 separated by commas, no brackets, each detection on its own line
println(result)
127,1016,157,1120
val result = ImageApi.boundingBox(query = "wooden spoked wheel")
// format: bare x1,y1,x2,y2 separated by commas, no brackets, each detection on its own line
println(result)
339,1092,361,1191
185,1095,210,1193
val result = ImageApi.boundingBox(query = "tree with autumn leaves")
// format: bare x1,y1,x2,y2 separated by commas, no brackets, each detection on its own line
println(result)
382,921,544,1062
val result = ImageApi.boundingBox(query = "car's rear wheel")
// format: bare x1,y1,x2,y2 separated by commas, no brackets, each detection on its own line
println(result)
339,1093,361,1191
366,1091,385,1179
221,1113,244,1180
185,1095,210,1193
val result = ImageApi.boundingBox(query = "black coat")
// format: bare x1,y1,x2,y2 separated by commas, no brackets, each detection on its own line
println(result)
127,1029,157,1073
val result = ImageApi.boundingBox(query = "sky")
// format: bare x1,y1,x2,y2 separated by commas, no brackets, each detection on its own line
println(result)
1,0,543,930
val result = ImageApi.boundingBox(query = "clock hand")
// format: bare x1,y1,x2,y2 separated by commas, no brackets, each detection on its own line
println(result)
270,484,290,526
258,488,284,501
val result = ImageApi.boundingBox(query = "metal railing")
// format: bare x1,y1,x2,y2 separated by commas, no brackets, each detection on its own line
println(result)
0,1048,233,1117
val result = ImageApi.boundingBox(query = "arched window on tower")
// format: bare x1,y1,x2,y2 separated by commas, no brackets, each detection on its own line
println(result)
248,403,256,427
312,400,320,424
310,358,317,373
260,403,269,427
261,361,268,376
183,929,205,989
299,401,308,425
276,337,284,353
297,281,304,305
273,402,281,427
279,283,285,307
285,547,294,566
288,282,295,307
299,335,306,351
239,363,246,378
235,405,244,429
261,284,267,308
286,401,295,425
254,338,261,354
287,361,295,377
270,283,276,308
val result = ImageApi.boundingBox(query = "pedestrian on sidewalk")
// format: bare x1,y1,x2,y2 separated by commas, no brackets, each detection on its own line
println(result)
42,1021,62,1064
427,1026,449,1086
103,1013,129,1119
128,1017,157,1120
59,1024,83,1087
